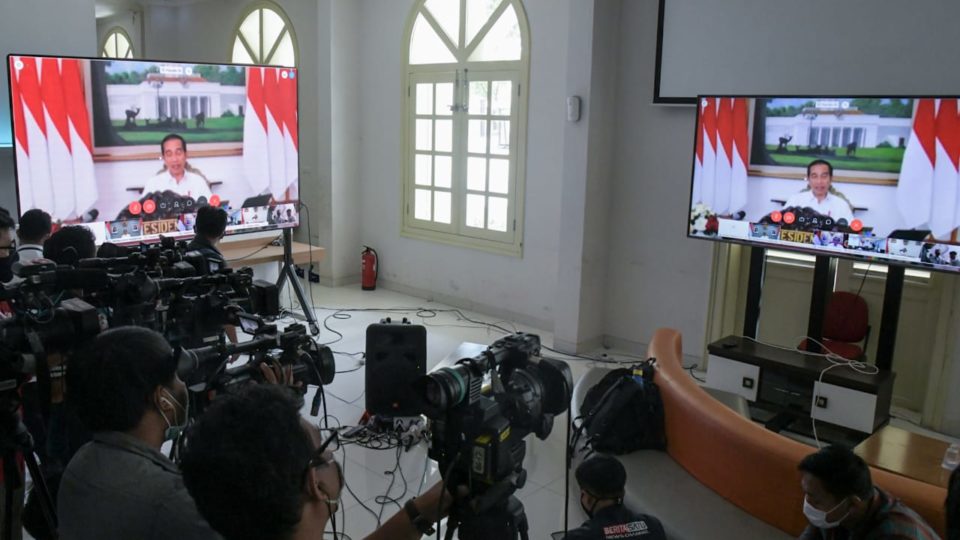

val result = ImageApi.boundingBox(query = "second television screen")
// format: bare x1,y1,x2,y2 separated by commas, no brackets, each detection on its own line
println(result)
7,54,300,243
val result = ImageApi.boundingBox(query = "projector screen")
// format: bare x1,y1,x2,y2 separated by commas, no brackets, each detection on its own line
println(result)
688,96,960,275
655,0,960,103
7,54,300,244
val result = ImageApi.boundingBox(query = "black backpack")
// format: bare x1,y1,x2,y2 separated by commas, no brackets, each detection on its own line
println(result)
572,360,666,455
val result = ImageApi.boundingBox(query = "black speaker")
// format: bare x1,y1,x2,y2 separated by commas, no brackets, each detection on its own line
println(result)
365,318,426,417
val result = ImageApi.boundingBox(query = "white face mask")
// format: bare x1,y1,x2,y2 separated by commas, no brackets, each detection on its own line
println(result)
803,496,849,529
158,388,189,441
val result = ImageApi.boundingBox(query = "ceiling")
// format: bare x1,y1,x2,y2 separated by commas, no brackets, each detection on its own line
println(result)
95,0,213,19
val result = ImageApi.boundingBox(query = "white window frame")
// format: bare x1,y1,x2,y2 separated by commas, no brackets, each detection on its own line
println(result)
230,1,298,67
401,0,530,257
101,27,135,59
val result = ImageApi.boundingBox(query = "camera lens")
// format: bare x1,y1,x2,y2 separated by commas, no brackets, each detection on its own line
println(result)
421,365,469,411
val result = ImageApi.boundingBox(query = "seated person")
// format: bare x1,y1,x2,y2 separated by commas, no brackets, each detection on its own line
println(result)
58,326,218,539
798,445,938,539
43,225,96,266
948,466,959,540
0,208,16,282
143,134,213,201
562,454,666,540
15,208,52,264
784,160,854,224
181,384,453,540
187,205,229,271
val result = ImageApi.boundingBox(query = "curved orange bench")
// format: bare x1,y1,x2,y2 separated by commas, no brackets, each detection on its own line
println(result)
647,327,947,537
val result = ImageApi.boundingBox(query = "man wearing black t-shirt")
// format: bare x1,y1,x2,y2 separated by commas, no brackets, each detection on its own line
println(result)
563,454,666,540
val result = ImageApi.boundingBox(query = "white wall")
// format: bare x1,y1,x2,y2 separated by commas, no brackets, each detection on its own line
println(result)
358,0,570,330
0,0,98,212
602,0,714,358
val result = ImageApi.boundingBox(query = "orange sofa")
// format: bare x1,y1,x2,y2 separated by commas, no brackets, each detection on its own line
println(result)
647,327,947,537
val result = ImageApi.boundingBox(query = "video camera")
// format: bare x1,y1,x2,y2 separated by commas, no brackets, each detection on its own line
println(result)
176,320,335,416
416,333,573,540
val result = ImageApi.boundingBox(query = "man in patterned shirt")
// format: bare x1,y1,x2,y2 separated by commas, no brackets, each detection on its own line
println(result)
798,445,939,540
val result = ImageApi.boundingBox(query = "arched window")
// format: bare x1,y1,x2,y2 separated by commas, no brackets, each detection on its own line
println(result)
231,2,297,66
402,0,530,256
101,27,135,59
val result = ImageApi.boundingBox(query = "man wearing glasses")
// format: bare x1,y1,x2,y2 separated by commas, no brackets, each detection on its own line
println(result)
181,385,454,540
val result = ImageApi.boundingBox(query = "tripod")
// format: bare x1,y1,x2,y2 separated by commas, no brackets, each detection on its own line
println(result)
275,228,320,335
1,390,58,540
443,475,529,540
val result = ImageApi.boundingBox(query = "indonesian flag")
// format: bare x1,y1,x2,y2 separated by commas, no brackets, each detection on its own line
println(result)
15,57,55,213
9,60,32,211
930,99,960,237
897,99,936,229
243,67,271,194
714,98,734,214
691,99,705,204
61,59,97,216
40,58,77,219
264,68,287,200
729,98,750,214
700,98,718,209
280,69,298,197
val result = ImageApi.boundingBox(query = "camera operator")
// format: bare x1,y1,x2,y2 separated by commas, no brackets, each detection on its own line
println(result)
15,209,52,264
187,205,228,270
43,225,96,266
0,208,17,283
181,384,455,540
58,326,219,539
563,454,666,540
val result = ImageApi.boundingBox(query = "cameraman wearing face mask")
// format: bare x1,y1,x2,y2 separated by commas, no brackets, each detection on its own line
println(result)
798,445,938,540
57,326,219,540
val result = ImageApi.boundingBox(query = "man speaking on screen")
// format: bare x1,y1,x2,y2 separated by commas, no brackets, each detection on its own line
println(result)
142,134,213,202
783,159,854,224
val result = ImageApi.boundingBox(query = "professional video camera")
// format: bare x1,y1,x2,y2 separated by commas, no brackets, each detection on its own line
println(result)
90,236,219,277
176,319,335,416
416,333,573,540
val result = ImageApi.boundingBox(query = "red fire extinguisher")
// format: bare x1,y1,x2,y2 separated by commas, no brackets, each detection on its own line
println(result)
361,246,378,290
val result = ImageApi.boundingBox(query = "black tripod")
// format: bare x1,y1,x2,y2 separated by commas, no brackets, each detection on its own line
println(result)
1,391,58,540
275,228,320,336
443,476,529,540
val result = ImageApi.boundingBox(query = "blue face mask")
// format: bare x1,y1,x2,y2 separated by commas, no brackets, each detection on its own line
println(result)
158,388,189,441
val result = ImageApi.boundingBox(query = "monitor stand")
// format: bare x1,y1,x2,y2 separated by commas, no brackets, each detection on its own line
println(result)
276,227,320,335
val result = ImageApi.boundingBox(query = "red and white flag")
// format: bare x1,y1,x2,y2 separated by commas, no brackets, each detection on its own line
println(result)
243,66,271,195
61,58,98,216
691,99,706,204
714,98,734,215
264,68,287,200
930,99,960,237
700,98,718,210
16,57,55,214
280,69,298,198
9,59,32,211
729,98,750,214
40,58,77,219
897,99,936,229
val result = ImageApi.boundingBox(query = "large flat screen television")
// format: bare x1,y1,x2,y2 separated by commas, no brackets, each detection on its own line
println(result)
688,96,960,274
6,54,300,244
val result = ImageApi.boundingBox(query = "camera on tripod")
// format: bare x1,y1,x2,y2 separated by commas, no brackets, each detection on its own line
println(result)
416,332,573,540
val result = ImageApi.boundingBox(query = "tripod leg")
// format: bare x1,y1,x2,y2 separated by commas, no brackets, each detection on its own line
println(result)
282,264,320,335
23,451,57,534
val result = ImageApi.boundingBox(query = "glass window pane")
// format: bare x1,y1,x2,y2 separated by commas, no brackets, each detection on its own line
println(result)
271,32,296,67
240,10,261,59
415,189,433,220
434,191,452,224
424,0,460,46
469,81,488,115
416,84,433,115
233,37,255,64
488,196,508,231
416,119,433,151
125,49,133,59
434,155,452,188
469,119,488,154
466,194,486,228
435,119,453,152
105,35,117,57
415,154,432,186
410,15,457,65
466,0,503,46
467,157,486,191
435,83,453,116
490,120,510,155
261,8,285,56
488,158,509,194
469,5,521,62
116,35,130,58
491,81,511,115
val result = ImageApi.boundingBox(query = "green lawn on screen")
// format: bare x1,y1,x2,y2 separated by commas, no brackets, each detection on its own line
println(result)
112,116,244,144
763,145,905,173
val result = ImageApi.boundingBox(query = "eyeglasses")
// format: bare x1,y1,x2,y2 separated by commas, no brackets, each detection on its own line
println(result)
305,429,341,473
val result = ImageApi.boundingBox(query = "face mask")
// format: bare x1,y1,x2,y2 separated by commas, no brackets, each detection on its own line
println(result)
580,491,606,519
158,388,189,441
803,496,849,529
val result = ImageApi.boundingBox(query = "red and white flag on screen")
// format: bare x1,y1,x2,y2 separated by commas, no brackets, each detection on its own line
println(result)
61,58,97,216
40,58,77,219
930,98,960,237
16,57,55,213
9,59,32,211
691,100,705,204
264,68,287,199
243,67,271,195
729,98,750,214
280,70,298,197
714,98,734,215
700,98,718,209
897,98,936,229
